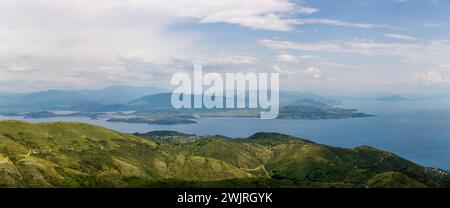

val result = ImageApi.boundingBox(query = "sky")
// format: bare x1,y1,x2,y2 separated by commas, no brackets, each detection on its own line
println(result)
0,0,450,95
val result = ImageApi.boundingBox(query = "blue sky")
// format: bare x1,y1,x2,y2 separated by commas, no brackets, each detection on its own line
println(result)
0,0,449,95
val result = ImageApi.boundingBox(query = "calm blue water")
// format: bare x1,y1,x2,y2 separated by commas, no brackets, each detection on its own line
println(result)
1,100,450,170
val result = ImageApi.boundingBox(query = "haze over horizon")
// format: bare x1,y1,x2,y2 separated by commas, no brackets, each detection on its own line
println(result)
1,0,450,96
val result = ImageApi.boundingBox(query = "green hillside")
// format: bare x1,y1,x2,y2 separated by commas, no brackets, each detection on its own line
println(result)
0,120,448,188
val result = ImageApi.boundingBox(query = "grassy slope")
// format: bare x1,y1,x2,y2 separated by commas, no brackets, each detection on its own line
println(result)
0,120,449,188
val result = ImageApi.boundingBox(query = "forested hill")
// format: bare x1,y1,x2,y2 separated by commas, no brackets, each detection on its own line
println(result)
0,120,448,188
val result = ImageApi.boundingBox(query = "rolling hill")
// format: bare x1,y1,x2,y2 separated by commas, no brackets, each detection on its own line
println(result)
0,120,448,188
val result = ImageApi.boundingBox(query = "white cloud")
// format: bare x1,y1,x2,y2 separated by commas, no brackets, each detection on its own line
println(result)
297,7,319,14
298,55,320,60
273,65,295,75
440,64,450,68
304,67,322,79
276,54,299,63
296,18,395,29
194,53,260,65
0,0,446,94
276,54,319,63
261,38,450,91
423,22,447,28
259,39,450,63
384,33,417,41
125,0,310,32
1,0,299,91
413,70,449,84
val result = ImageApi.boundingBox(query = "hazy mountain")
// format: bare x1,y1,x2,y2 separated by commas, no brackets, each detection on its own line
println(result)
377,95,412,102
127,92,173,110
293,98,332,108
0,85,161,112
277,98,373,119
126,91,340,110
1,88,371,121
279,91,339,106
0,120,448,188
1,87,369,121
0,86,339,113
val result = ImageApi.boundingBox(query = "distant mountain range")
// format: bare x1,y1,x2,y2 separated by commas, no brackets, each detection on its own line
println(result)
377,95,412,102
0,86,373,123
124,91,340,110
0,86,340,113
0,85,161,112
0,120,448,188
